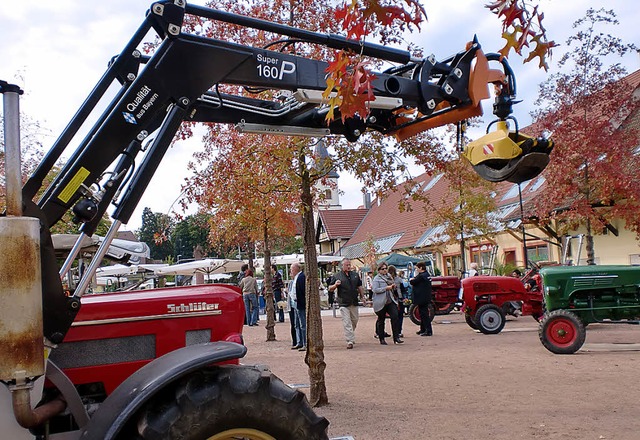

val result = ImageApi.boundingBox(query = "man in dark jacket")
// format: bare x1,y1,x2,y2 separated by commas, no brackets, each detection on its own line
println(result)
410,261,433,336
271,264,285,322
328,258,364,349
289,262,307,351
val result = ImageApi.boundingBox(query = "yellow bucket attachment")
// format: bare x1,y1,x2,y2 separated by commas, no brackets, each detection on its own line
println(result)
462,120,553,184
463,121,522,165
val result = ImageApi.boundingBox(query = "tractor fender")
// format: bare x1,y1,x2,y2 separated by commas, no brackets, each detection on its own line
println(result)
79,341,247,440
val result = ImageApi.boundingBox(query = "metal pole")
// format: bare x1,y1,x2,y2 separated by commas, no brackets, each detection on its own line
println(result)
73,220,122,297
1,81,24,216
518,184,528,268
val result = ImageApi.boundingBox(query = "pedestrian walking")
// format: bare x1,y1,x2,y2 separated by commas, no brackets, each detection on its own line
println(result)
328,258,365,349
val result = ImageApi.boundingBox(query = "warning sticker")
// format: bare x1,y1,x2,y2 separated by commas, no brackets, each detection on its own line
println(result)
57,167,90,203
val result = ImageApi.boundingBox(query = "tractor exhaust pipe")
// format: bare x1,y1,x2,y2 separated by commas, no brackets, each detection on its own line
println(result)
1,81,48,429
9,374,66,429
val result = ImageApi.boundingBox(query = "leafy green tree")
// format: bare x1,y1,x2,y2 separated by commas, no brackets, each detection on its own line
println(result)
136,207,175,261
172,213,213,260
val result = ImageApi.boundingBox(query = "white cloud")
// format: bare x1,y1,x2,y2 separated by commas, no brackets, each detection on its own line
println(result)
2,0,638,231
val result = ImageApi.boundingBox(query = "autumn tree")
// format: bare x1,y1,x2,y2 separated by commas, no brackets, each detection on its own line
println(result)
531,8,640,264
184,125,299,341
422,153,497,275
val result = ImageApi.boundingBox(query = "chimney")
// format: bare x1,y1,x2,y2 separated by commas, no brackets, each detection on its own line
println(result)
363,192,371,209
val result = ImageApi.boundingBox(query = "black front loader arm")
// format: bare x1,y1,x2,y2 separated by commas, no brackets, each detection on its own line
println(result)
32,1,490,229
22,0,525,343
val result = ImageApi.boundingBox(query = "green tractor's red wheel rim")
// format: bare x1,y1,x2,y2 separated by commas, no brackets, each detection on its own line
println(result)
545,317,578,347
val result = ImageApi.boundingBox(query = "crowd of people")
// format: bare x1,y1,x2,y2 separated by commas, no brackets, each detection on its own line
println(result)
237,257,437,350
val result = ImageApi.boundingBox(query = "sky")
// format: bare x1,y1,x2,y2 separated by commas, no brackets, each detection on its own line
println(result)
1,0,638,232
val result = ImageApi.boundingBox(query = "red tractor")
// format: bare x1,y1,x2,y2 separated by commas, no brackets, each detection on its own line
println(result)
1,1,550,438
37,284,331,438
461,269,544,334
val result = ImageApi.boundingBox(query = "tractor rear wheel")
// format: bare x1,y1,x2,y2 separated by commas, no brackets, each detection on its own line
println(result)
435,303,456,315
408,303,435,326
132,365,329,440
475,304,506,334
539,310,586,354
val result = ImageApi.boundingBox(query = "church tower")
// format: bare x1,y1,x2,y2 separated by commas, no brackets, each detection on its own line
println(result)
314,139,341,209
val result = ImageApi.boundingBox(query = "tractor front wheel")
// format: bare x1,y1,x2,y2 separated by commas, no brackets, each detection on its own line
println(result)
408,303,435,326
475,304,506,334
132,365,329,440
465,313,478,330
539,310,586,354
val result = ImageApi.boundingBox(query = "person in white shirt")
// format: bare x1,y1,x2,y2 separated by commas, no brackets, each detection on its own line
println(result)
466,262,479,277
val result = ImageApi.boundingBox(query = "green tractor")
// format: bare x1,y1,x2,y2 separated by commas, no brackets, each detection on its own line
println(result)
538,265,640,354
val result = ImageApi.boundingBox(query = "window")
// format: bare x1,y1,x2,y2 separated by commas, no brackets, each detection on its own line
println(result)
501,180,531,201
496,203,519,220
423,174,443,192
528,176,545,192
324,189,332,200
470,244,495,272
444,254,462,277
503,250,517,266
527,244,549,262
404,182,423,199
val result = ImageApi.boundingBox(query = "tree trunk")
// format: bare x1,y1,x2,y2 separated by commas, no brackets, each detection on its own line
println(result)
262,224,276,341
194,244,205,285
299,149,328,407
459,232,466,277
584,163,596,265
585,217,596,265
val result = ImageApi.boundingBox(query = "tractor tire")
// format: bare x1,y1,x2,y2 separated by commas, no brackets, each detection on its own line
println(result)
465,313,478,330
408,303,435,326
435,303,456,315
475,304,506,334
132,365,329,440
531,312,544,322
539,310,586,355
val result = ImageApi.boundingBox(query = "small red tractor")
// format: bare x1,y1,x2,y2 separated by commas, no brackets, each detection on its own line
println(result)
408,276,461,325
461,269,544,334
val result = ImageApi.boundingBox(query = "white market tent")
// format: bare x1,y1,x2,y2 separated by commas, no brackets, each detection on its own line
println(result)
95,264,138,277
95,263,169,277
154,258,246,277
271,254,343,265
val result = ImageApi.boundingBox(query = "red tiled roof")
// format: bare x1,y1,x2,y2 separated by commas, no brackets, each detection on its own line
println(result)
346,171,542,251
346,172,451,250
318,208,368,239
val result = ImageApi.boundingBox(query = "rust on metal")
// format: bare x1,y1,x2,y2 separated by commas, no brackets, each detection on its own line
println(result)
0,234,39,286
0,217,44,380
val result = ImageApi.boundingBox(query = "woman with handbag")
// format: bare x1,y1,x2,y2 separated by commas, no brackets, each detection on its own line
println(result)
388,265,406,338
372,263,403,345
